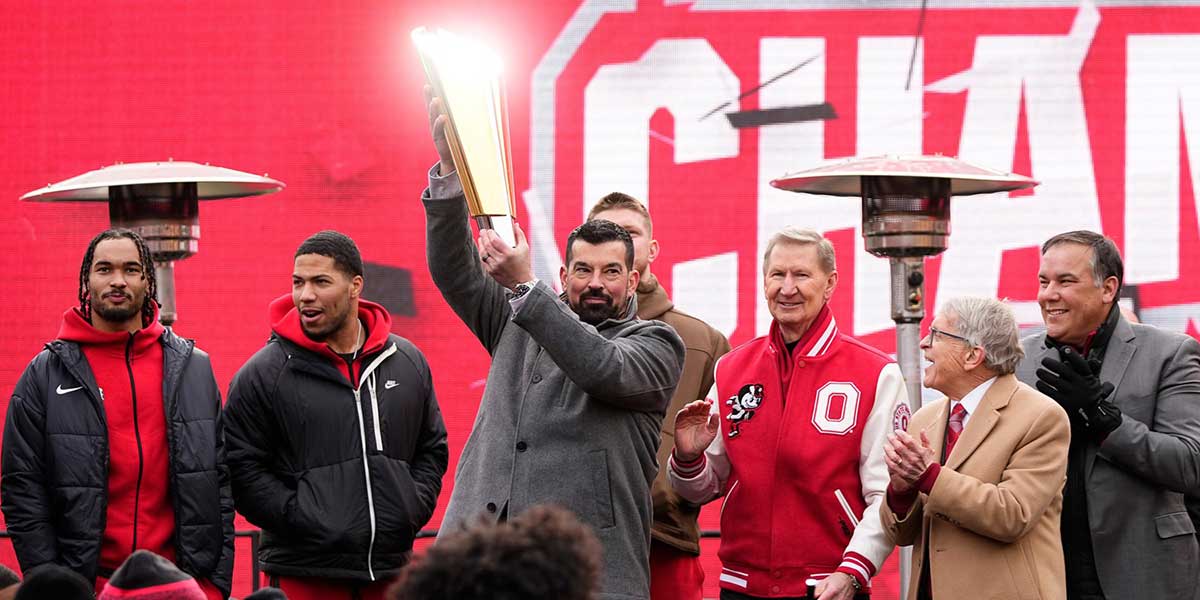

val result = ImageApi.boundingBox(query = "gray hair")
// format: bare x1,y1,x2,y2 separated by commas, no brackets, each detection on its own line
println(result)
941,296,1024,375
762,227,836,275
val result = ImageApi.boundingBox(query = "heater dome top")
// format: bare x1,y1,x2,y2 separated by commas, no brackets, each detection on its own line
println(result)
771,154,1037,198
21,160,285,202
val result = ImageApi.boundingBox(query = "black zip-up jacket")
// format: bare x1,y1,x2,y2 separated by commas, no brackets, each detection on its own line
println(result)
223,331,448,581
1,329,235,596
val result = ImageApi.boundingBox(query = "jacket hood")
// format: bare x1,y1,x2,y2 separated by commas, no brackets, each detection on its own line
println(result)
57,305,165,349
269,293,393,362
636,273,673,321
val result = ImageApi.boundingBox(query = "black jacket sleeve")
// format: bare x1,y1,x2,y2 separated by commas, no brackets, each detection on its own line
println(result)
409,353,448,527
210,369,236,598
1,356,59,572
223,352,301,533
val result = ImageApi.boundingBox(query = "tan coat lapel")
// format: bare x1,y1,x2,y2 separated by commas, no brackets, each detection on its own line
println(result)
945,375,1017,471
920,399,951,463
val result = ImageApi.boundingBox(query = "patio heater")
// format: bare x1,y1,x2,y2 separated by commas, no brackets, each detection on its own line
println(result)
22,161,285,326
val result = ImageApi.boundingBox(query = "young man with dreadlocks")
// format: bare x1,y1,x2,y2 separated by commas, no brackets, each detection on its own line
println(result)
1,229,234,599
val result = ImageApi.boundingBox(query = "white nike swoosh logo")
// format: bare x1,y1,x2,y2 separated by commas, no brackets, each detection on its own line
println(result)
385,380,399,389
56,385,84,395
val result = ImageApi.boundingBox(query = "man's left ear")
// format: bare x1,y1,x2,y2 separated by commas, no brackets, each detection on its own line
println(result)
351,275,364,299
965,346,987,371
824,270,839,301
648,239,660,265
628,268,640,296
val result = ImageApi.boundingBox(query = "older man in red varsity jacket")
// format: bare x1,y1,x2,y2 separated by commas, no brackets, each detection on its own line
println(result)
670,227,908,600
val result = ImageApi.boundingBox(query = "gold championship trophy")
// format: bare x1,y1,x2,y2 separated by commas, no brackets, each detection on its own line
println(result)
413,27,517,247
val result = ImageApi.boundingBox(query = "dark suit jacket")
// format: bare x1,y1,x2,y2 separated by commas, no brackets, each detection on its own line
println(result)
1016,316,1200,600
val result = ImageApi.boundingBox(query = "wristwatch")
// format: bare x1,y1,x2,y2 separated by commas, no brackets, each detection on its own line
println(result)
844,573,863,592
510,280,538,300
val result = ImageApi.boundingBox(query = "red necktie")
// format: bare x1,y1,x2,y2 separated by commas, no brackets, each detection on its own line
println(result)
946,403,968,455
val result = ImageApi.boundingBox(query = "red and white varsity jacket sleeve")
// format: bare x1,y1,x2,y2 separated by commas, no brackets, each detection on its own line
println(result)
667,370,729,504
839,362,907,585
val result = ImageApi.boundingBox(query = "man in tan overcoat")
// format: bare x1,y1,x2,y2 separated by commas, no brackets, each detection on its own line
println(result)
881,296,1070,600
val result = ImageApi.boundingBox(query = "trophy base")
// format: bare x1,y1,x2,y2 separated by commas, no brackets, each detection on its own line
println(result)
475,214,517,248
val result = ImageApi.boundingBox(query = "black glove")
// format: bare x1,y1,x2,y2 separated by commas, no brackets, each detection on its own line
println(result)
1085,395,1123,440
1035,347,1121,440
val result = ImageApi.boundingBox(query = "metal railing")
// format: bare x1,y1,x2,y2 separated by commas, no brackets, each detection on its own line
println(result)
0,530,262,591
0,528,723,592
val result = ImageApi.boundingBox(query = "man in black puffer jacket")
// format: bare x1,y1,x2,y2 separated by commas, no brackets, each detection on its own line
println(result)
2,229,234,599
224,230,448,600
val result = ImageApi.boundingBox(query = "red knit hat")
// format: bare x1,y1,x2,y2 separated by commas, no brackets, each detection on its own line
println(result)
98,550,206,600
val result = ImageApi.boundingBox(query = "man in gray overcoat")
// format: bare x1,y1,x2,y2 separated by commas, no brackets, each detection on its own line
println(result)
421,93,686,600
1016,230,1200,600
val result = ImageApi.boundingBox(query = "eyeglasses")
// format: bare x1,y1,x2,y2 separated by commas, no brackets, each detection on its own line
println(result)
928,326,973,345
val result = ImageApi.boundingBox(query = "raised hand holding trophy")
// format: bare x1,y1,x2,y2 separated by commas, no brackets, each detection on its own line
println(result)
413,27,517,247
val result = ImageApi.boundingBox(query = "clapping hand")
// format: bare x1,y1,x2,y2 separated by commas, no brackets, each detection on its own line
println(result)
1035,347,1111,414
883,430,935,493
1035,347,1121,439
674,399,719,462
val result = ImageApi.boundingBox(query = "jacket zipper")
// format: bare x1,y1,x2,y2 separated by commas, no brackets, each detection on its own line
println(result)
352,343,398,581
125,333,145,554
367,373,383,452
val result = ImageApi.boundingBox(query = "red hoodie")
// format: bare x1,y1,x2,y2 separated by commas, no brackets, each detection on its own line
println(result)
56,307,175,571
268,294,394,385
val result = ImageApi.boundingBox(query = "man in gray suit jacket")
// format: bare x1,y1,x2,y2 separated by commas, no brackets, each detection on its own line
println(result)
421,93,685,600
1016,230,1200,600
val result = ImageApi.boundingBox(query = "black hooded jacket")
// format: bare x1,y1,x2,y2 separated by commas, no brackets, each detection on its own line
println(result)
223,297,448,581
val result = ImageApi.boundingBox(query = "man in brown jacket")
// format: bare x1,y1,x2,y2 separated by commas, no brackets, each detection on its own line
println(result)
881,296,1070,600
589,193,731,600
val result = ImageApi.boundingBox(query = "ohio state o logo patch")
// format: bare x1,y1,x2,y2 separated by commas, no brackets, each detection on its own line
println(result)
893,403,912,432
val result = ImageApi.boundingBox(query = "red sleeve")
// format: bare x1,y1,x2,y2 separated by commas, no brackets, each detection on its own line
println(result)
886,463,941,515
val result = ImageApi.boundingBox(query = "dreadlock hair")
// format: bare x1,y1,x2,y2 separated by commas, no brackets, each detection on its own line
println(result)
78,228,159,326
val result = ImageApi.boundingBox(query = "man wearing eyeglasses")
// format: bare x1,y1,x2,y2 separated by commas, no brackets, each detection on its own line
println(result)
670,227,907,600
880,296,1070,600
1015,231,1200,600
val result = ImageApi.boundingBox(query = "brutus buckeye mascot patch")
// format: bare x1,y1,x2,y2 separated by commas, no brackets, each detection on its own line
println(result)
726,383,764,438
